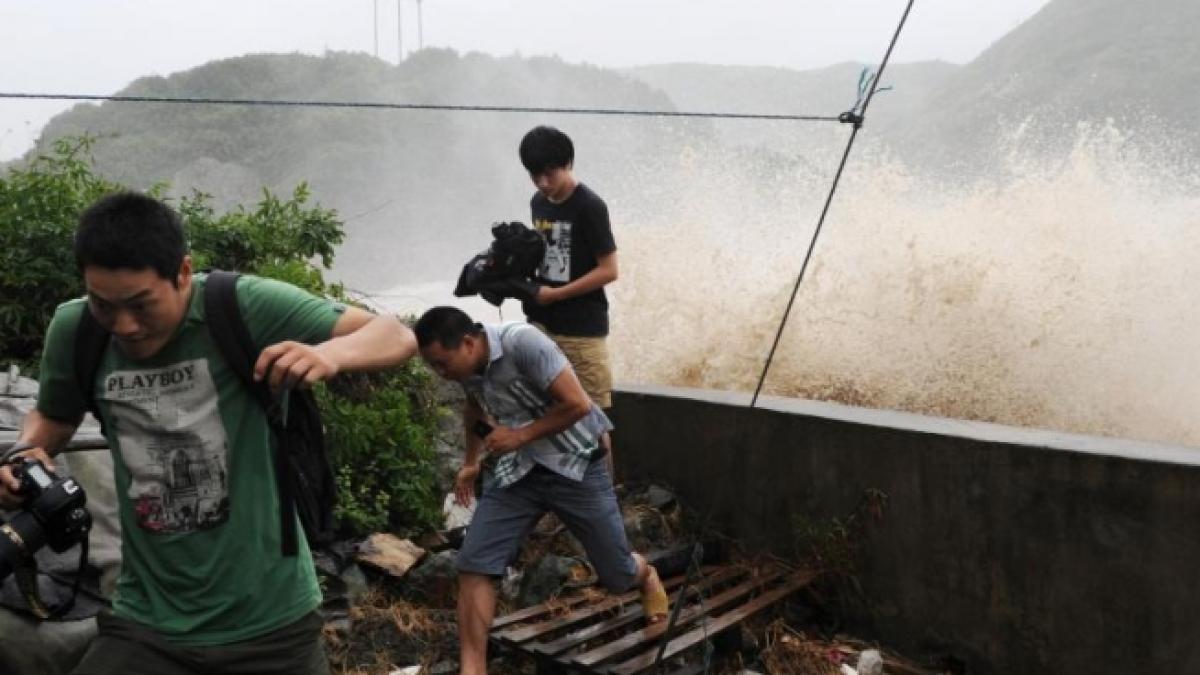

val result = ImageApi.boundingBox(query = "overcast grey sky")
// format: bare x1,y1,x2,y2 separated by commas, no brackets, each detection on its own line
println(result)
0,0,1051,160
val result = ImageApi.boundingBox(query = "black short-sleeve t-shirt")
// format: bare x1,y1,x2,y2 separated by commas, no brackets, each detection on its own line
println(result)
521,183,616,336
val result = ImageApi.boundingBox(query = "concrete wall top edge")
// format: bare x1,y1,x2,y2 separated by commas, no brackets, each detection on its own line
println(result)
616,382,1200,467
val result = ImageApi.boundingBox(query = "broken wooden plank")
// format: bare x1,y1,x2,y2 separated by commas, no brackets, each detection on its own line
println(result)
494,571,704,645
606,570,817,675
491,566,719,633
570,570,788,669
491,593,594,631
528,566,750,658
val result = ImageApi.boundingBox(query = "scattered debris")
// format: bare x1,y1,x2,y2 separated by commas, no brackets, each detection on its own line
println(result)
356,534,427,579
858,648,885,675
442,492,475,530
413,526,465,554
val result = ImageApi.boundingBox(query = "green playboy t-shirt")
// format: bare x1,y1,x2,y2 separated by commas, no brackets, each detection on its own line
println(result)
36,274,344,645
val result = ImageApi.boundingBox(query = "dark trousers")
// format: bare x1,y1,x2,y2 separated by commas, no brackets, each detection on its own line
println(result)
69,610,329,675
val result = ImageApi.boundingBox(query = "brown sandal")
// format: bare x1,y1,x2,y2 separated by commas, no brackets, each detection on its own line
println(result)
641,565,669,624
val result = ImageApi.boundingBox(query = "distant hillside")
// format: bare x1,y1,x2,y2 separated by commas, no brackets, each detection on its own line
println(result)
896,0,1200,173
624,60,958,153
34,49,705,290
625,0,1200,176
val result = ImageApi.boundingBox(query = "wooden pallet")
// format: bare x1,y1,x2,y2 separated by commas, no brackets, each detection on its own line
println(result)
490,564,816,674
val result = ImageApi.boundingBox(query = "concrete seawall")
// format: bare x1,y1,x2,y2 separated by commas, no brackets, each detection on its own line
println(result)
612,384,1200,674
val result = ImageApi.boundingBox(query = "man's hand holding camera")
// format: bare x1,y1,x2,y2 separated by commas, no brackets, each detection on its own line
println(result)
534,285,563,306
0,445,55,510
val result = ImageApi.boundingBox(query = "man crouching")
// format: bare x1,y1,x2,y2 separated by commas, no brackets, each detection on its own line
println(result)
414,307,667,675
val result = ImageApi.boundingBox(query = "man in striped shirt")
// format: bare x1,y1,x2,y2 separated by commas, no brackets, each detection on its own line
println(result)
414,307,667,675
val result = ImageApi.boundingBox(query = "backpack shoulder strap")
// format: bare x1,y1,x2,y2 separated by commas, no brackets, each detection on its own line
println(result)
73,303,110,434
202,270,301,556
203,271,269,407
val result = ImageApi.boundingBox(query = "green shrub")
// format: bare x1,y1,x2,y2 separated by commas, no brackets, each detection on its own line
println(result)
0,136,124,368
318,364,444,536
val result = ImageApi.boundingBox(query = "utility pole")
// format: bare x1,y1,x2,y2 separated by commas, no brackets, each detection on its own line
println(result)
416,0,424,51
396,0,403,62
373,0,379,57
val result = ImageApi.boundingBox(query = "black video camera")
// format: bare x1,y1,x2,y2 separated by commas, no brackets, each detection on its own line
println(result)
0,458,93,582
453,221,546,306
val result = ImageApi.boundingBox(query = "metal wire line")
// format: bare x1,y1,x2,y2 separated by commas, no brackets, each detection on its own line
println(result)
652,1,919,670
749,0,917,408
0,91,841,123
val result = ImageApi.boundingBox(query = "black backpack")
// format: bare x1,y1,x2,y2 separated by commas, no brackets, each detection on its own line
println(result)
74,270,336,557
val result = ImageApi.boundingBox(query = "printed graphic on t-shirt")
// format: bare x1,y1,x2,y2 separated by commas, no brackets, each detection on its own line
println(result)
534,218,572,283
101,359,230,533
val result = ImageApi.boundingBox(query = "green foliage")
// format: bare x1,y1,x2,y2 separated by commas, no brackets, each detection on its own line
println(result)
0,136,445,538
182,183,345,293
317,364,443,536
0,137,123,368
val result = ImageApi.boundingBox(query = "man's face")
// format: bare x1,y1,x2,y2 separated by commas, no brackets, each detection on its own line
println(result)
419,336,481,382
84,258,193,361
529,164,576,203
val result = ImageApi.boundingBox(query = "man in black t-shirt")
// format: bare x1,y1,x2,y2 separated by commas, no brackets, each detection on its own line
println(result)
518,126,618,463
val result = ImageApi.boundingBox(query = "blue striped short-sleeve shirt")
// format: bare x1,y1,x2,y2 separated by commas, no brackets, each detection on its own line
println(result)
462,322,613,487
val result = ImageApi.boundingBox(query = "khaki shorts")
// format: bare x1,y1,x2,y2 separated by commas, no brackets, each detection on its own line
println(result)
534,325,613,409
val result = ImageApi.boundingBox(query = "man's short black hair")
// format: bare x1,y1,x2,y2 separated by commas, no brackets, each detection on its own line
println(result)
75,192,186,284
415,306,483,349
519,126,574,174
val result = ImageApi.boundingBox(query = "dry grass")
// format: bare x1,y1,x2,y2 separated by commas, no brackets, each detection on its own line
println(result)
327,587,456,675
759,619,842,675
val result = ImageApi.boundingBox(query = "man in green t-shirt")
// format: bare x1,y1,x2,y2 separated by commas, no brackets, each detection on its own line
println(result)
0,192,418,675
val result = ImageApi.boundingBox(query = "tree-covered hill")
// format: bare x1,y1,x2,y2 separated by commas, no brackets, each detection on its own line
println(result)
894,0,1200,174
35,49,705,291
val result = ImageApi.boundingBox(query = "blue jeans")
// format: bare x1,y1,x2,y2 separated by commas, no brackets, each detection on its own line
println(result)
457,460,637,592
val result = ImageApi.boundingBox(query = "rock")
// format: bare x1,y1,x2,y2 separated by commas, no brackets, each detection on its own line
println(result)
404,550,459,607
857,649,884,675
414,525,466,553
324,616,353,637
356,534,426,578
643,484,677,511
0,614,99,675
0,366,38,401
623,508,666,549
340,563,370,605
499,566,523,604
517,555,576,608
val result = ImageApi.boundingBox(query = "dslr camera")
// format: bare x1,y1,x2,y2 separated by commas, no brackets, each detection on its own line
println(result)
0,457,92,582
